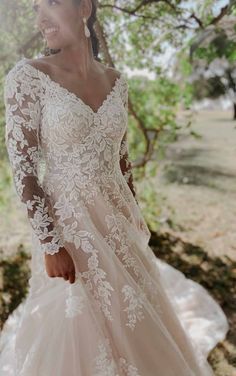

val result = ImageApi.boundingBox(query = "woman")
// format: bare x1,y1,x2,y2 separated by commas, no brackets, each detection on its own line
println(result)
0,0,229,374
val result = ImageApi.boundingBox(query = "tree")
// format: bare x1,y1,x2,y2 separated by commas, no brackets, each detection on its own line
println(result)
188,14,236,119
0,0,233,226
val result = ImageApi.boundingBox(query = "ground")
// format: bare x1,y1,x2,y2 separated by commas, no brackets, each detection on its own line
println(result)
150,108,236,375
156,109,236,262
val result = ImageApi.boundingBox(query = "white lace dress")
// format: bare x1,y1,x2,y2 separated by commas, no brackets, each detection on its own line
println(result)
0,57,229,376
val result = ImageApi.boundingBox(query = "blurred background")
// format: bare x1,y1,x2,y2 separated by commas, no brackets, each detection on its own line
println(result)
0,0,235,374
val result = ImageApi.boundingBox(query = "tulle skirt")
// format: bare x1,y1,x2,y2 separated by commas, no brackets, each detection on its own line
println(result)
0,227,229,375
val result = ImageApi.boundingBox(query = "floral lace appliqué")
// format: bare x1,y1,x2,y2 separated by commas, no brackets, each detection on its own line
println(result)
93,338,142,376
65,280,87,318
122,284,146,331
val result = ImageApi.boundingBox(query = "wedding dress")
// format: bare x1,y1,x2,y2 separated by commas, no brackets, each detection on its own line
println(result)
0,57,229,376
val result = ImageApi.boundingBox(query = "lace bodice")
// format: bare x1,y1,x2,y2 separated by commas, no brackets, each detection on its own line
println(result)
4,58,137,255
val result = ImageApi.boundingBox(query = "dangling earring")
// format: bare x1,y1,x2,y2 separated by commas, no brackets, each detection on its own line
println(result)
83,17,90,38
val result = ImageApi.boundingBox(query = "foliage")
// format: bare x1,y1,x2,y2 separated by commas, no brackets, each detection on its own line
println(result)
0,162,12,212
0,247,30,330
0,0,233,213
0,1,234,235
184,14,236,117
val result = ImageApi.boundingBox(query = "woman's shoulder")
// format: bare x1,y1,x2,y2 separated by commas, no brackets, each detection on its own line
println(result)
22,56,52,76
98,63,128,94
98,62,122,81
5,57,42,82
5,57,26,79
4,57,43,99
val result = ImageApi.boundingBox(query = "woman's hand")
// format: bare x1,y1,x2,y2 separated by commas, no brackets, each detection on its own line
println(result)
44,247,76,284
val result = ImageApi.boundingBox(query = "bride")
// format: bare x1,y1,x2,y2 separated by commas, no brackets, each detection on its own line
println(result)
0,0,229,375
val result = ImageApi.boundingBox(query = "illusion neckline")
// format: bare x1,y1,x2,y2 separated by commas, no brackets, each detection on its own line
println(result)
21,58,124,116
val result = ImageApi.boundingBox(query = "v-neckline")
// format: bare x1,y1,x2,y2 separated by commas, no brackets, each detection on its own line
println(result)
22,58,123,116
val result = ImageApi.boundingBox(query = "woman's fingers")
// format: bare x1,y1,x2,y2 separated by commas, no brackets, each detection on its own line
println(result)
44,248,76,284
48,271,75,283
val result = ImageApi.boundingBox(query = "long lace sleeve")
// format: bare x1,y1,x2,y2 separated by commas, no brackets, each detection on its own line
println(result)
119,74,137,199
4,62,64,255
119,131,137,199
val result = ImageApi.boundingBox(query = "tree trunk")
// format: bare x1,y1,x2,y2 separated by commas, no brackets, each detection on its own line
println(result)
234,103,236,120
